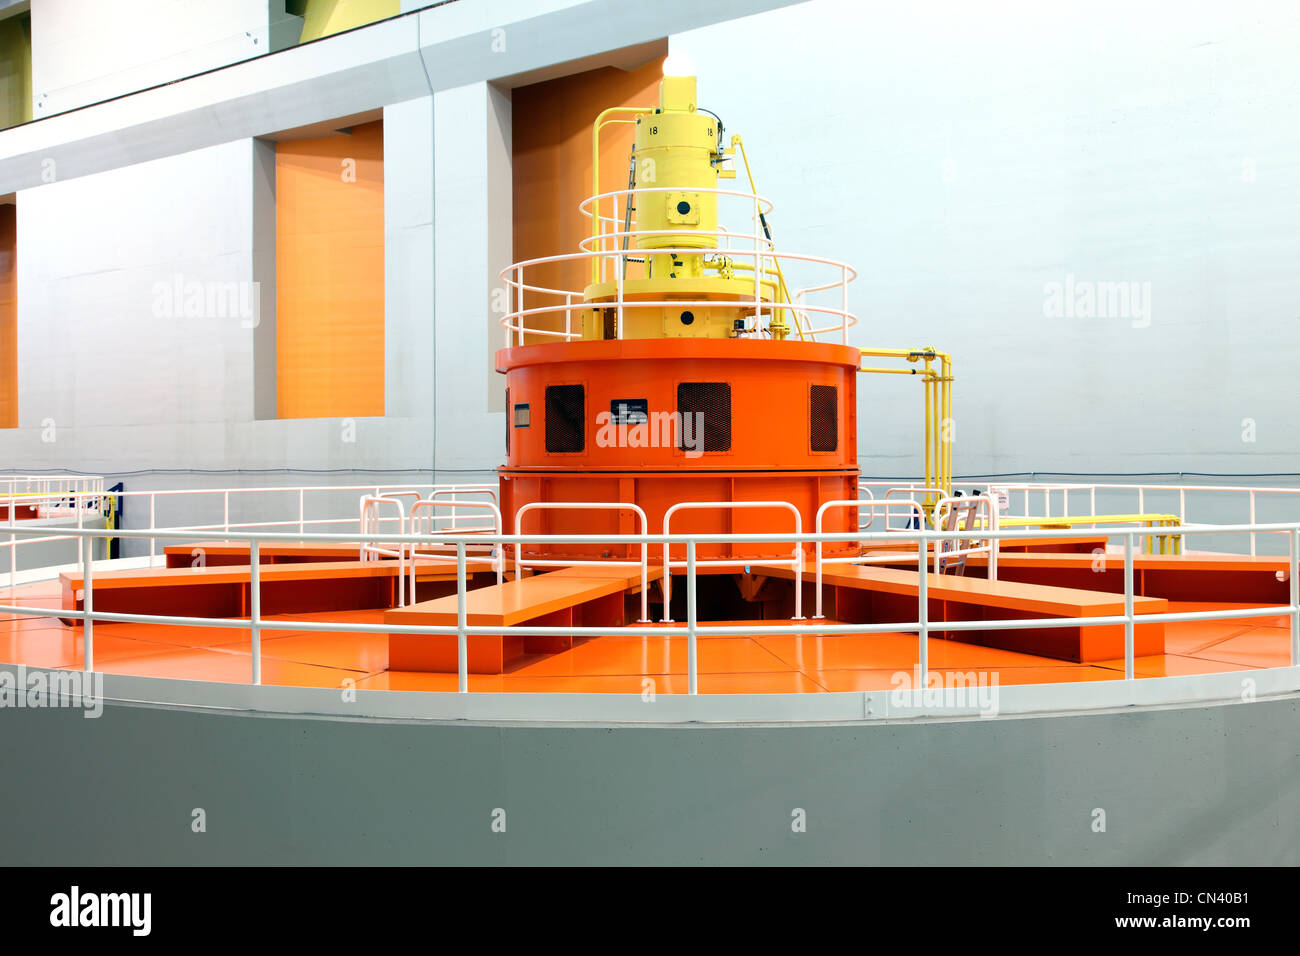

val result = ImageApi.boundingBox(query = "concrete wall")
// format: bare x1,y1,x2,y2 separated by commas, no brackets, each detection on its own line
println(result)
672,0,1300,477
1,693,1296,864
30,0,275,117
433,80,512,463
0,0,1297,495
12,136,432,478
13,1,444,482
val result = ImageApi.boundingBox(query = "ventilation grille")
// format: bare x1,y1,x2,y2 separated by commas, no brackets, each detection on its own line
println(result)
810,384,838,452
545,384,585,453
677,382,731,453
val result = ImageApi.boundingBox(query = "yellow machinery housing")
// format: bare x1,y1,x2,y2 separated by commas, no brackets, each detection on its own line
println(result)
582,74,778,341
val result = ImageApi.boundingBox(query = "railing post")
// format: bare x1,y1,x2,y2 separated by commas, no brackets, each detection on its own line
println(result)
8,485,14,595
792,544,804,621
752,192,762,321
82,535,94,673
1290,528,1298,668
250,539,261,686
1249,491,1257,556
687,539,698,695
1123,533,1134,680
814,535,824,619
456,541,468,693
298,488,305,534
840,263,848,344
502,276,512,348
149,495,156,562
661,519,673,622
223,490,230,533
988,501,999,582
917,535,928,685
638,522,649,624
398,521,407,608
614,193,624,339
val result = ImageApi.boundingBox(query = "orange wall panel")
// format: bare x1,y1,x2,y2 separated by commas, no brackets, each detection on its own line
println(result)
511,59,664,338
276,120,384,419
0,203,15,428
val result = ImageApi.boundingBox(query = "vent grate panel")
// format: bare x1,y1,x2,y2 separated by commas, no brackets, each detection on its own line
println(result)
810,384,838,452
545,384,585,453
677,382,731,453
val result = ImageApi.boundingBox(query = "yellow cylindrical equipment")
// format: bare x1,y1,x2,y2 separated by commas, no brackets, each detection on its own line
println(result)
633,75,719,258
581,74,776,341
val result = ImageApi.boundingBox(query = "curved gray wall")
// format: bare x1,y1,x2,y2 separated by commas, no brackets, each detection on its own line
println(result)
0,694,1296,865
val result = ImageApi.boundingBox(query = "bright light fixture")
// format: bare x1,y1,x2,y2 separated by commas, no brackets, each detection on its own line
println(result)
662,52,694,77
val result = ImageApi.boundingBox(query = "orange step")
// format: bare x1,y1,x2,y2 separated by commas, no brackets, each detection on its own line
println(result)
385,564,663,673
759,563,1166,662
963,550,1290,604
162,539,498,568
61,558,501,620
163,541,366,567
858,534,1111,555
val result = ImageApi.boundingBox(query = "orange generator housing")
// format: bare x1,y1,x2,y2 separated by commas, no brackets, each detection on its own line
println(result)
498,338,860,564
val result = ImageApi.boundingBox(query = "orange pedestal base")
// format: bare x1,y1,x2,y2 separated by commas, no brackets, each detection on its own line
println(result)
844,588,1165,663
388,608,575,674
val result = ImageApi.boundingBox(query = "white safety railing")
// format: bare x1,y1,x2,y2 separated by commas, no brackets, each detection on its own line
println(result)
500,185,858,346
973,481,1300,558
408,498,505,597
514,502,651,623
661,500,804,625
854,484,875,528
857,478,1300,557
360,496,408,606
4,521,1297,703
0,475,110,587
422,487,500,533
3,476,1300,716
882,486,945,530
813,498,929,618
0,481,501,571
931,494,999,578
0,475,105,518
6,476,1298,581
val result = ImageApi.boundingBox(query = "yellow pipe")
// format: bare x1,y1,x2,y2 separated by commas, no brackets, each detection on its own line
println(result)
858,346,955,507
923,354,933,496
591,107,653,285
710,260,783,282
732,135,805,340
934,350,953,496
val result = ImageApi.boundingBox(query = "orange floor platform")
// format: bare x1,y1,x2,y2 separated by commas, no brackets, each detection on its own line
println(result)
0,575,1289,694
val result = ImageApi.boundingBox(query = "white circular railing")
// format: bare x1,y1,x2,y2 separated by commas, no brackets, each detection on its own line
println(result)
499,185,859,346
2,478,1299,724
